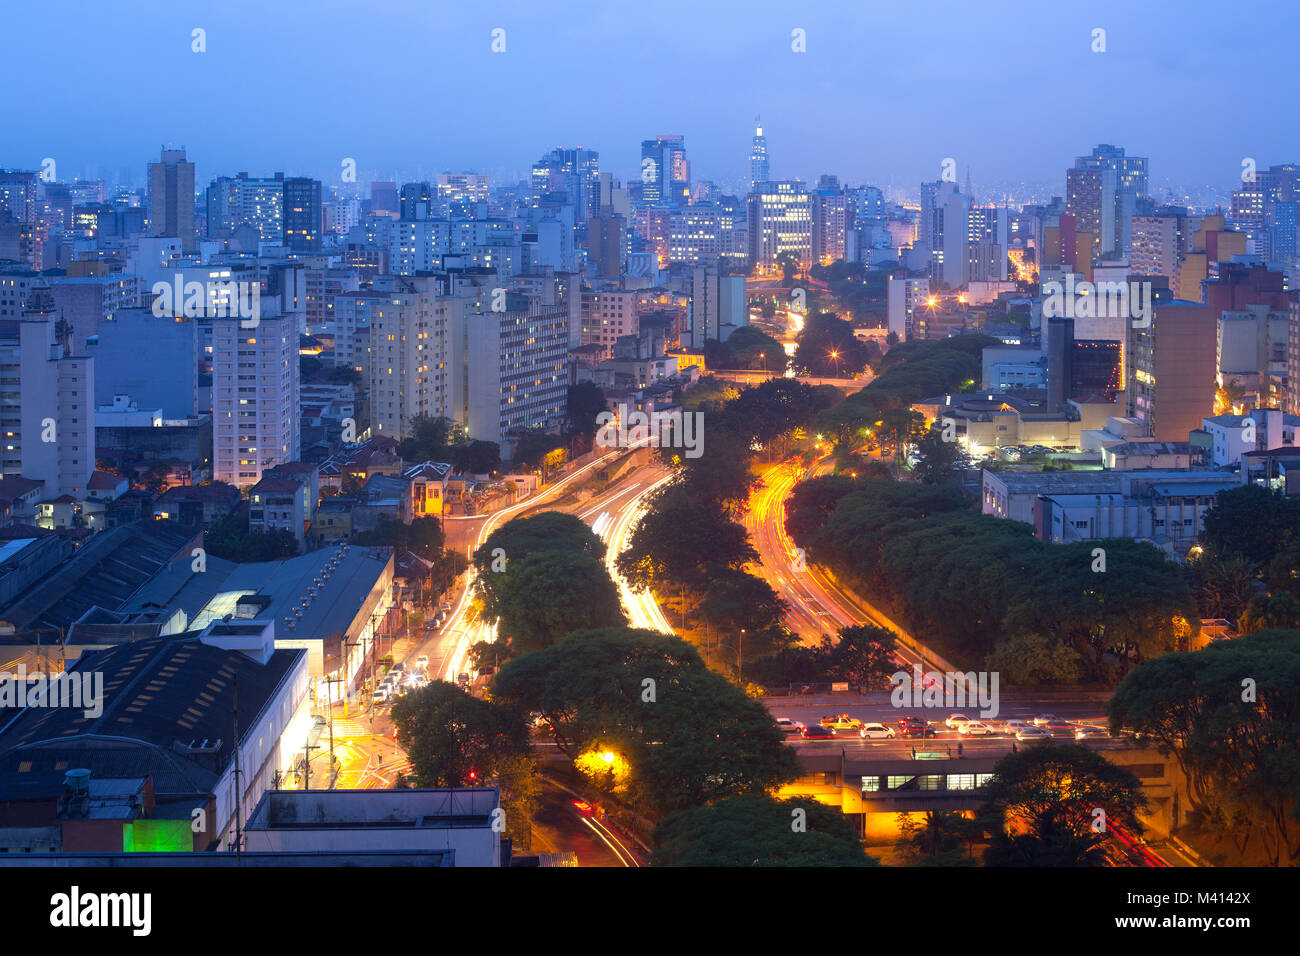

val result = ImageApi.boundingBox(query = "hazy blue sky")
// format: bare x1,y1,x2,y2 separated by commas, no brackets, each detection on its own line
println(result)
5,0,1297,199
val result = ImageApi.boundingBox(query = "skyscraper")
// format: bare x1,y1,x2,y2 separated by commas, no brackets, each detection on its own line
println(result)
147,147,195,251
750,121,769,191
747,181,812,270
640,136,688,207
283,177,322,251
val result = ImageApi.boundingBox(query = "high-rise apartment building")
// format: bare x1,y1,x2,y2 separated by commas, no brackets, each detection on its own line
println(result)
147,147,196,251
211,305,300,487
812,176,847,264
0,285,96,497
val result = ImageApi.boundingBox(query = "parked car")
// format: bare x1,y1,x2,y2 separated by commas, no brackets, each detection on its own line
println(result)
1002,719,1032,735
1015,726,1050,741
859,722,896,739
1031,714,1060,726
958,720,994,736
1074,726,1109,740
819,714,862,731
775,717,805,735
1043,719,1076,736
944,713,975,729
800,724,836,739
372,685,392,704
456,672,471,687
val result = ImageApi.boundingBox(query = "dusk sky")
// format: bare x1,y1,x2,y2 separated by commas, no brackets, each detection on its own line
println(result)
7,0,1298,199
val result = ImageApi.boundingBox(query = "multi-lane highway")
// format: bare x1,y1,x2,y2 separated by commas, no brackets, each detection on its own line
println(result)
417,447,673,684
744,458,957,674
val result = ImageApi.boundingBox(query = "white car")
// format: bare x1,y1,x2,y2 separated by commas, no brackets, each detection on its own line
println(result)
1002,719,1032,735
415,654,429,670
1016,726,1050,741
944,713,975,729
1031,714,1060,727
958,720,993,736
774,717,805,735
859,722,896,739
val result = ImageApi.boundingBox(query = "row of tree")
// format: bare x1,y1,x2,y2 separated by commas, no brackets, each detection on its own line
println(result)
787,476,1198,683
616,379,840,671
814,334,994,445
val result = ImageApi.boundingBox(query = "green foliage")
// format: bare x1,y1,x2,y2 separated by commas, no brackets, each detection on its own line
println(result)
791,311,871,377
616,483,757,592
486,551,626,656
703,326,787,372
1184,552,1260,624
391,680,529,788
747,623,899,690
354,514,445,561
1201,485,1300,567
1107,630,1300,865
697,568,788,634
204,512,299,562
977,743,1148,866
815,335,995,442
492,627,800,816
473,512,615,654
895,811,979,865
985,633,1083,685
452,440,500,475
788,480,1196,678
652,793,877,866
565,382,607,438
911,430,962,483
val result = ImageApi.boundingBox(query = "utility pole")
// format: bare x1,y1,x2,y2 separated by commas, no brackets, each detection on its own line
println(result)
232,673,242,864
322,673,343,787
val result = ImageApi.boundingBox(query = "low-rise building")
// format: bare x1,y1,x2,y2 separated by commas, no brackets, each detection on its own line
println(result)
243,788,504,866
981,468,1239,555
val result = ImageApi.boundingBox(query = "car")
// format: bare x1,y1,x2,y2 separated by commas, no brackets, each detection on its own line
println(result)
372,685,392,704
1075,726,1109,740
775,717,805,735
958,720,994,736
1002,719,1032,735
1043,719,1076,736
896,720,936,738
392,662,405,673
1015,726,1050,741
456,672,471,687
1031,714,1060,726
800,724,836,739
944,713,975,729
415,655,429,670
818,714,862,731
859,722,896,739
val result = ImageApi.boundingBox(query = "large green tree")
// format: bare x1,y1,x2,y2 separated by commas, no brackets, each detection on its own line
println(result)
791,311,871,377
977,744,1148,867
486,550,626,656
492,627,800,815
652,794,877,866
1107,629,1300,865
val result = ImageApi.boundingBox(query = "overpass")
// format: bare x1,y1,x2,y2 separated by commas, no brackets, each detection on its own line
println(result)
777,740,1190,847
